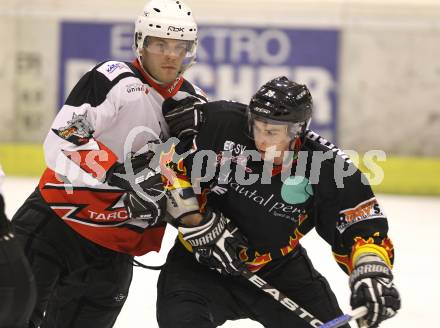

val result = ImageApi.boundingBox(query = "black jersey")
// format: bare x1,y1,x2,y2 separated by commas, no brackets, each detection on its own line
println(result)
174,100,394,274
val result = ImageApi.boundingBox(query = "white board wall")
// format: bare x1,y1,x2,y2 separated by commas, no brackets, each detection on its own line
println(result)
1,0,440,155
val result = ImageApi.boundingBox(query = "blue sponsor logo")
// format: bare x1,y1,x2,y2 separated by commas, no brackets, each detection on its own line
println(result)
106,62,123,74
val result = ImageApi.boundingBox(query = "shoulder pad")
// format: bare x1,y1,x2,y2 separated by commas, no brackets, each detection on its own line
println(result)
96,61,135,81
305,130,353,164
201,100,247,114
65,61,137,108
178,80,209,102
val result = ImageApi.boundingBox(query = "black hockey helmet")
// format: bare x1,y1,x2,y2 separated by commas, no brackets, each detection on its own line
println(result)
248,76,312,138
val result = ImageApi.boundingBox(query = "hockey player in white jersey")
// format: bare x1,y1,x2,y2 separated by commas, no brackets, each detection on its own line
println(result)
11,1,206,327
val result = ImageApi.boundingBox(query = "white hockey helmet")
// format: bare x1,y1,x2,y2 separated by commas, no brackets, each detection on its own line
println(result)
134,0,198,72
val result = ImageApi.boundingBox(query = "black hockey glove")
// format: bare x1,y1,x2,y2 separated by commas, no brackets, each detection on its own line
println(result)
0,193,11,236
163,96,204,139
0,195,37,328
124,185,166,228
349,254,401,327
106,150,161,192
179,209,247,276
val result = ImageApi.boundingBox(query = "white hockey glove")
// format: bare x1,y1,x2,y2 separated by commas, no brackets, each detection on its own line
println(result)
179,209,247,276
163,96,204,139
165,185,200,226
349,254,401,327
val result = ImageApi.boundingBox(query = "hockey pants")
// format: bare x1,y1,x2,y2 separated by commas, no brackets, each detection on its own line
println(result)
157,240,350,328
11,189,133,328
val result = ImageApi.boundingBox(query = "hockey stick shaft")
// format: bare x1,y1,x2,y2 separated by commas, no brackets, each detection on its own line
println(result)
241,269,323,327
319,306,368,328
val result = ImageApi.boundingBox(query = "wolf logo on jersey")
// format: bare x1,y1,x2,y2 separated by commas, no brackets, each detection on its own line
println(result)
52,112,94,146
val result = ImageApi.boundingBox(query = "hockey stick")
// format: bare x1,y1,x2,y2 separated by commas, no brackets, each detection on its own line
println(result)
320,306,368,328
241,269,323,327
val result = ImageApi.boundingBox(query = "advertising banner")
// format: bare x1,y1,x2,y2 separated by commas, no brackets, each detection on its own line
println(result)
60,22,339,141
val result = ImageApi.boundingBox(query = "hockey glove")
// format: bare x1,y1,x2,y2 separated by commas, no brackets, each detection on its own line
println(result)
106,151,161,192
0,193,11,237
179,209,247,276
124,187,166,228
163,96,204,139
165,185,200,226
349,254,401,327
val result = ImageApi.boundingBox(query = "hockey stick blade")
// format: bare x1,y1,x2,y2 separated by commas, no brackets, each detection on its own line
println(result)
319,306,368,328
241,269,323,327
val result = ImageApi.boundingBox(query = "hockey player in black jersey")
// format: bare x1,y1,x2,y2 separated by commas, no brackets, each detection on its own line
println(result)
10,0,206,327
157,77,401,327
0,167,36,327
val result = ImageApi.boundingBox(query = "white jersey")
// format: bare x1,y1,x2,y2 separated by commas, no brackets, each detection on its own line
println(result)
38,59,207,255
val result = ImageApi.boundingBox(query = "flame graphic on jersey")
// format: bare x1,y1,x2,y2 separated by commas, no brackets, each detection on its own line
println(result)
352,236,376,250
380,237,394,260
242,250,273,272
297,213,307,225
160,146,176,185
279,213,308,256
280,228,305,256
239,213,310,272
333,252,352,273
160,145,189,189
333,235,395,274
352,235,394,259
